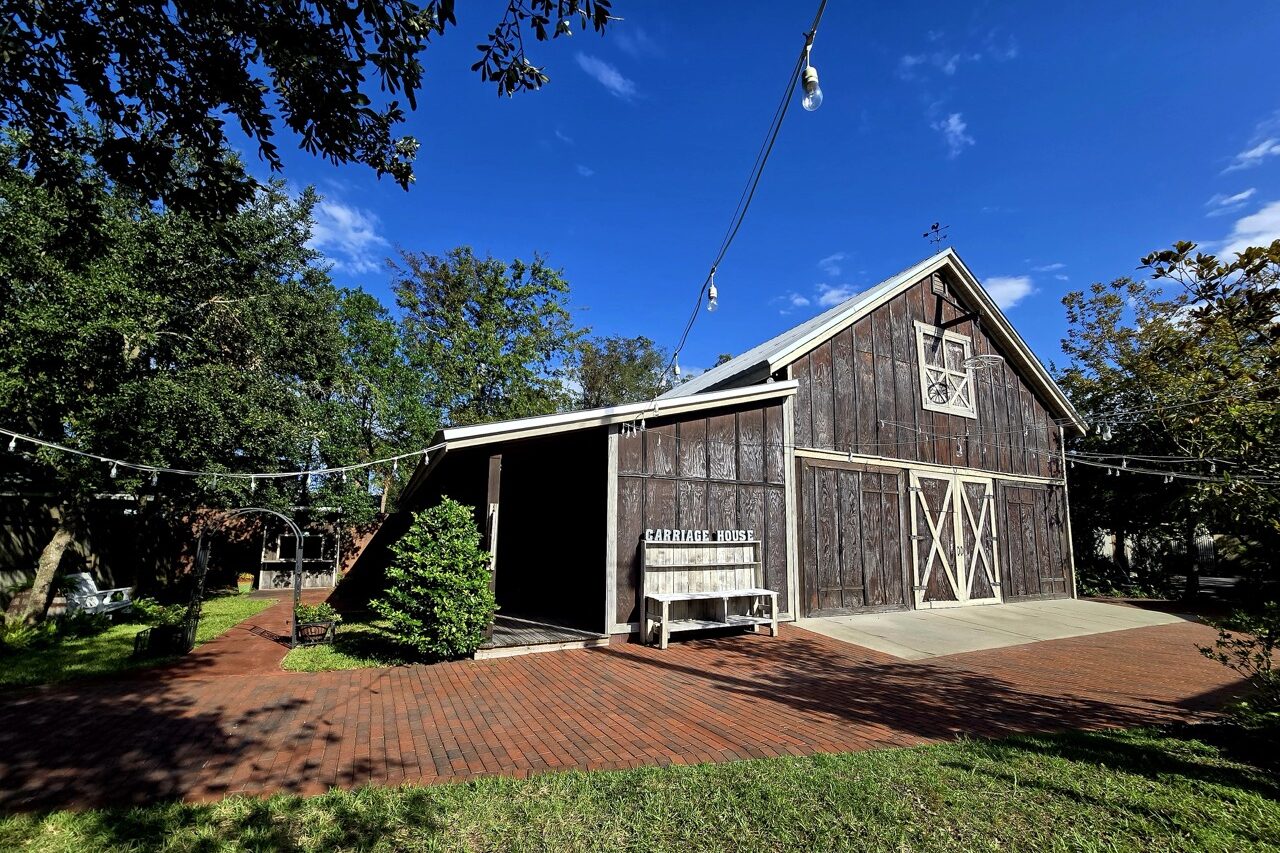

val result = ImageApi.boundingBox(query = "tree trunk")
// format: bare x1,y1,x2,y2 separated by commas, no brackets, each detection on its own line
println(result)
1182,520,1200,602
1113,527,1131,586
16,511,79,624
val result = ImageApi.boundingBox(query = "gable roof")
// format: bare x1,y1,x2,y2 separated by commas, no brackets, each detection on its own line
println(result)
661,247,1086,434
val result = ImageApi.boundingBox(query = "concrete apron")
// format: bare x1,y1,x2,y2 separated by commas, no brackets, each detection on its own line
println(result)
795,599,1191,660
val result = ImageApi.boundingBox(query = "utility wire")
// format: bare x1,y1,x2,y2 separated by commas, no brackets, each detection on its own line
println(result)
655,0,829,393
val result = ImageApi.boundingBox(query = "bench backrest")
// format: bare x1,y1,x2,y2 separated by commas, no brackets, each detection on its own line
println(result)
641,540,763,597
62,572,99,599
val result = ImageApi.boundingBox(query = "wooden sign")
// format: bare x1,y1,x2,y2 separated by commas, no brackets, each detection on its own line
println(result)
643,528,755,543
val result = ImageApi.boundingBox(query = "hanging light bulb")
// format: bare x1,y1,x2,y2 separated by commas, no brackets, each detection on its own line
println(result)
707,269,719,313
673,355,681,379
250,476,257,494
6,435,15,452
1102,424,1113,441
392,459,399,476
801,64,823,111
109,461,118,479
800,30,823,112
150,471,158,487
1209,461,1217,474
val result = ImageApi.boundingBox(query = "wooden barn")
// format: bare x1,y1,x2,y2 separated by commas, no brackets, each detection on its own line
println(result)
370,248,1086,654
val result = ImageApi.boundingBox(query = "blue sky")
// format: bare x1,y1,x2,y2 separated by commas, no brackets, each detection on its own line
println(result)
267,1,1280,376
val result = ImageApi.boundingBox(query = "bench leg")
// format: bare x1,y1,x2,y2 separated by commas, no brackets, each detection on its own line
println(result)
660,601,670,650
769,593,779,637
640,596,648,646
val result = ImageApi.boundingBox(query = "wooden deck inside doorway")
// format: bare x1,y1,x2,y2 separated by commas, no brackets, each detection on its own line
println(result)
475,614,609,659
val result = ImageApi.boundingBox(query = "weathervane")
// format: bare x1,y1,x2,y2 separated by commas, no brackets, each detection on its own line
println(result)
922,222,950,247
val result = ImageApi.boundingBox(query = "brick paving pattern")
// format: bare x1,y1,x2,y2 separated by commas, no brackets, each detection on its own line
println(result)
0,605,1243,811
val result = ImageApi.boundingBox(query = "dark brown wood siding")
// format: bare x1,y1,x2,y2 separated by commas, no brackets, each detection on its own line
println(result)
788,275,1066,478
616,401,788,626
998,483,1071,600
798,458,910,616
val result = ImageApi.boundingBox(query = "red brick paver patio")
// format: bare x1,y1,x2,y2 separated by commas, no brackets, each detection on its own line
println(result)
0,610,1244,811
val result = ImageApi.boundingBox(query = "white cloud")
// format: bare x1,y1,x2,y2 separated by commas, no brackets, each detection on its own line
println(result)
1226,138,1280,172
1225,111,1280,171
554,128,574,145
1218,199,1280,258
816,283,860,307
1205,187,1257,217
576,164,595,177
1032,262,1066,272
772,292,813,315
614,27,661,58
897,54,927,79
817,251,846,277
308,199,389,275
575,53,637,99
1054,274,1069,281
932,113,974,158
983,275,1034,309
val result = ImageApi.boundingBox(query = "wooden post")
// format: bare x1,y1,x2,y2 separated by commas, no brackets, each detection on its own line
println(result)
484,454,502,640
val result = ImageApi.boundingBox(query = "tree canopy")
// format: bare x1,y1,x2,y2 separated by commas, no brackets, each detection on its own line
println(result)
571,334,669,408
392,247,582,426
1,0,617,218
1058,240,1280,595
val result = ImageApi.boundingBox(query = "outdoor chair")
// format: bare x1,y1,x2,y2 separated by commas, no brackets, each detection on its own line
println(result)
63,572,134,617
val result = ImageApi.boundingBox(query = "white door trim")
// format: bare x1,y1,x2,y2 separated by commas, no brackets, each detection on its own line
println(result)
910,471,1001,609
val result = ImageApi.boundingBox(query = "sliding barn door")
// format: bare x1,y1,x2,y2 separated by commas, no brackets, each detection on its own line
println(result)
799,461,908,616
910,472,1000,608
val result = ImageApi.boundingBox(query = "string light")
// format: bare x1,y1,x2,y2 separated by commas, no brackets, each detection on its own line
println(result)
0,425,444,484
655,0,829,392
6,436,14,452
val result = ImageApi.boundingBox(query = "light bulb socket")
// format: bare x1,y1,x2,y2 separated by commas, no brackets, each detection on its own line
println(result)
802,65,820,95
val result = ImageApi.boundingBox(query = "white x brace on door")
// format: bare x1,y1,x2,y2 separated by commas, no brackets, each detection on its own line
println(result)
909,471,1001,609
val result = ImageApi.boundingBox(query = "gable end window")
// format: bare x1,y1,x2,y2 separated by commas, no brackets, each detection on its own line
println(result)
915,321,977,419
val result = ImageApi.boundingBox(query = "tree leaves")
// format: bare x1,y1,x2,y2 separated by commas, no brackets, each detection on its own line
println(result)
0,0,618,218
391,246,582,427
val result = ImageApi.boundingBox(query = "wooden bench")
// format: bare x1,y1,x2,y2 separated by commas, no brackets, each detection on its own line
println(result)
640,539,779,649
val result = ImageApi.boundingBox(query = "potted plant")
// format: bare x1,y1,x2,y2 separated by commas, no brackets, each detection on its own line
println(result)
133,598,198,656
294,602,340,646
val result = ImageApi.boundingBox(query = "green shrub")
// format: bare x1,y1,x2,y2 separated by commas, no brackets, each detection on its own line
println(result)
132,597,189,627
295,602,341,623
0,617,58,654
1200,602,1280,715
57,611,110,638
373,497,496,659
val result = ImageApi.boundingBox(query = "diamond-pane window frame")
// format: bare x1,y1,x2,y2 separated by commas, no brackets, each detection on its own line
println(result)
915,321,977,419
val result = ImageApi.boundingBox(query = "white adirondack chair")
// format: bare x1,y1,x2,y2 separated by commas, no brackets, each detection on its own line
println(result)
63,572,133,616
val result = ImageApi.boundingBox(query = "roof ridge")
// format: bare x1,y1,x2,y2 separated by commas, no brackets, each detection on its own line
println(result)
660,249,950,399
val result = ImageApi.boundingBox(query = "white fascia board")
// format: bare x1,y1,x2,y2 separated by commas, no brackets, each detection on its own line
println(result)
941,254,1087,434
442,381,799,451
765,248,1086,435
765,252,951,371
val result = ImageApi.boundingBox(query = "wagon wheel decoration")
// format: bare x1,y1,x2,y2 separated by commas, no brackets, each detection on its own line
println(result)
927,380,951,404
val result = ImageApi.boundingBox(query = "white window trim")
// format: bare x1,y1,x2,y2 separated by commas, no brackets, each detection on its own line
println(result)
915,321,977,419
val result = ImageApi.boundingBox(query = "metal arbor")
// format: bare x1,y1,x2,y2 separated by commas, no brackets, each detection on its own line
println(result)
195,507,305,648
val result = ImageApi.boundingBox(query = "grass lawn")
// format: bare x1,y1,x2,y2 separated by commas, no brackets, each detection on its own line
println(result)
0,592,277,690
1,723,1277,852
281,613,417,672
